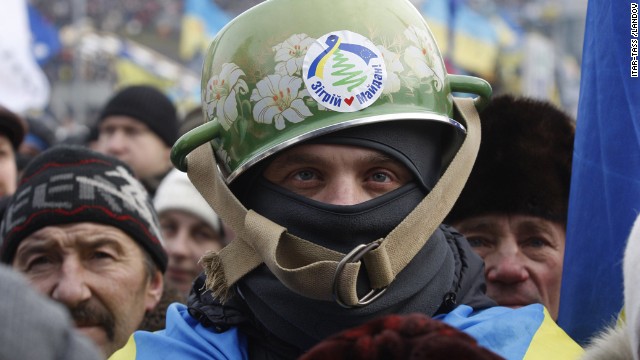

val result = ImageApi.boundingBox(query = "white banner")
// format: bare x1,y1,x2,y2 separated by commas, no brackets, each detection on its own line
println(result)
0,0,50,114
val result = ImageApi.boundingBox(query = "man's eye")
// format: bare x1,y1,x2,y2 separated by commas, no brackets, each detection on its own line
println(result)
161,222,178,236
193,230,218,243
370,172,391,183
125,128,141,137
466,236,490,248
523,237,548,248
26,256,54,271
92,251,114,261
294,170,316,181
100,126,116,136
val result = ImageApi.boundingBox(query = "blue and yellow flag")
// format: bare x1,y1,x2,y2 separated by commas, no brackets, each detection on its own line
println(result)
419,0,518,81
558,0,640,344
179,0,231,61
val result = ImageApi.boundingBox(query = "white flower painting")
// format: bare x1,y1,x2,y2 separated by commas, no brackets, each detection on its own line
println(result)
403,25,445,89
250,74,313,130
377,45,404,94
273,33,315,76
204,63,249,131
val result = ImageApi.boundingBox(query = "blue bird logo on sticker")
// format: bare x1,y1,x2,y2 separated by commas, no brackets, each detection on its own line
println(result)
303,30,387,113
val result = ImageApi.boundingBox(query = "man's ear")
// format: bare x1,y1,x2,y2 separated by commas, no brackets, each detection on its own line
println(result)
144,270,164,312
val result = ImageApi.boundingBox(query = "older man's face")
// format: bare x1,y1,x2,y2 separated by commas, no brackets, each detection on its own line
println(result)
12,222,163,357
453,214,565,319
0,134,17,197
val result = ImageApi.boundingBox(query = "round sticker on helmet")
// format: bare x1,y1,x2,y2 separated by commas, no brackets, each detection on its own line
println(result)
303,30,387,113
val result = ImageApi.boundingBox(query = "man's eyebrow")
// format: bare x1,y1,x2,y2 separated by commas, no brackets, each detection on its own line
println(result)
14,241,57,261
361,152,398,165
80,237,125,253
277,152,398,166
275,153,328,166
455,220,494,232
517,220,556,235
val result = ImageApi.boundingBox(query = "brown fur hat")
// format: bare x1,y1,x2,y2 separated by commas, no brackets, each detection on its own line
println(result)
446,95,575,224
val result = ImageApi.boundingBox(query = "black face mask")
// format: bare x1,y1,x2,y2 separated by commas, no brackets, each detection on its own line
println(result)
234,176,450,348
218,121,491,354
241,177,426,253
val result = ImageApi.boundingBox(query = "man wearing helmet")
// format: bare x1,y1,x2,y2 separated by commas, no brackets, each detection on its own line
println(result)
111,0,582,359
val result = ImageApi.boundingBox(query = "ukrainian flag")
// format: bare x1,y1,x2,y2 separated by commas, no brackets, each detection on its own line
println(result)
179,0,231,61
558,0,640,344
420,0,517,82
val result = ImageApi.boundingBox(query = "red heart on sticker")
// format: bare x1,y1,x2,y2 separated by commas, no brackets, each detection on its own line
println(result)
344,96,354,106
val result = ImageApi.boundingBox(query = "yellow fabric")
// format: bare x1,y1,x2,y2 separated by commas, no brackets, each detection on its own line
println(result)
523,308,584,360
114,59,172,90
179,16,207,60
428,22,499,81
617,307,626,327
108,334,137,360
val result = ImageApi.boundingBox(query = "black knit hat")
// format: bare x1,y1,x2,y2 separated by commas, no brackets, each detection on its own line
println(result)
0,145,167,272
98,85,179,147
0,105,27,150
446,95,575,224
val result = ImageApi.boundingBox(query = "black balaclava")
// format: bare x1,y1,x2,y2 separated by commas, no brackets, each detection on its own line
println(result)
226,121,490,353
232,120,445,202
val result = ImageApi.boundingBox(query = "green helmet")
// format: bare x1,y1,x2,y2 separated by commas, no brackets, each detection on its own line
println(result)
172,0,490,182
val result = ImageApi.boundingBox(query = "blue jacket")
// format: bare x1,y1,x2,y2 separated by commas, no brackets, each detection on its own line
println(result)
111,302,582,360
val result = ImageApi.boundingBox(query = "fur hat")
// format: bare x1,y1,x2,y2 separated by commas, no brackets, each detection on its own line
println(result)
0,145,167,272
154,169,223,235
446,95,575,224
98,85,179,147
0,105,27,150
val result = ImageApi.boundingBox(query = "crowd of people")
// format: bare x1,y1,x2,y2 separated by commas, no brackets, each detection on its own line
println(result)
0,0,634,359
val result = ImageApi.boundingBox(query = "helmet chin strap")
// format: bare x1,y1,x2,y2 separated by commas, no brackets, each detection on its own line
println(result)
186,97,481,308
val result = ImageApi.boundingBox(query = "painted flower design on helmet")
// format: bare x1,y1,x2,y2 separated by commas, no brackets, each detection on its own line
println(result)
250,74,313,130
273,33,315,76
205,63,249,131
403,25,445,90
377,45,404,95
201,25,455,173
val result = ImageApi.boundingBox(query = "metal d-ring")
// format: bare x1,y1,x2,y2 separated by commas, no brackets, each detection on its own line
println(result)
332,242,388,308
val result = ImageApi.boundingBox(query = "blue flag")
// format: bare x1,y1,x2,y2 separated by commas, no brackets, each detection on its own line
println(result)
180,0,231,62
558,0,640,344
27,4,61,65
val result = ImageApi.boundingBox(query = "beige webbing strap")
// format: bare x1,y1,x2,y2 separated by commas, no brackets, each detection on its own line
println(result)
188,145,356,300
187,97,481,306
363,97,480,288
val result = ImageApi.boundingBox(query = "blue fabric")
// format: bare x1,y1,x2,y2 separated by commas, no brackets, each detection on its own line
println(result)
184,0,231,38
557,0,640,344
131,303,247,360
24,133,48,152
437,304,542,360
120,303,554,360
27,4,61,65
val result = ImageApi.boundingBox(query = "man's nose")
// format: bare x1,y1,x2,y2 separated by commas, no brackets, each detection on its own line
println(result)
485,245,529,284
50,257,91,308
320,178,365,206
166,229,190,259
102,130,127,155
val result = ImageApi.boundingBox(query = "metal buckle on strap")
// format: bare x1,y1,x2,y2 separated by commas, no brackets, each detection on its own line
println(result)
332,242,388,308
